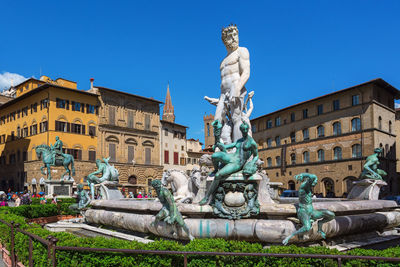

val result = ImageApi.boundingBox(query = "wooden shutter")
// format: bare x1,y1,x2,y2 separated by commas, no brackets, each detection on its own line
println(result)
82,125,85,135
128,111,134,128
145,148,151,165
109,107,115,125
109,143,116,162
174,152,178,165
145,114,150,130
164,150,169,164
128,145,134,163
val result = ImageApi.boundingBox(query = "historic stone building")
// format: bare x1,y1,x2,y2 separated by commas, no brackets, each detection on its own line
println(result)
90,84,164,195
0,76,99,192
250,79,399,197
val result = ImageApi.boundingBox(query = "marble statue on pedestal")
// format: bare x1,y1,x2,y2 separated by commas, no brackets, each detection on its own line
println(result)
151,179,194,240
283,173,335,245
34,137,75,180
87,157,119,198
360,148,387,180
204,24,251,144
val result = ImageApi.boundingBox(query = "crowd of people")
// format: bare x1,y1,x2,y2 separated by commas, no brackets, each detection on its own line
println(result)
122,190,152,199
0,189,61,207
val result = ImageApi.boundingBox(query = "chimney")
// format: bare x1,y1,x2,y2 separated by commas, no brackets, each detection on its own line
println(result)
90,78,94,89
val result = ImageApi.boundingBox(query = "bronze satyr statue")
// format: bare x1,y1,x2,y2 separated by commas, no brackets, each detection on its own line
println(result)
282,173,335,245
360,148,387,180
151,179,194,241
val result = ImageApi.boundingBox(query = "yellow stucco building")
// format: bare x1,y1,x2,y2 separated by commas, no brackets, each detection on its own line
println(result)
0,76,99,192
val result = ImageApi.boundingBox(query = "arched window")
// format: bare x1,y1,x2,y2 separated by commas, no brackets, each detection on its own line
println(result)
275,136,281,146
378,116,382,130
276,156,281,166
288,180,295,190
352,144,362,158
333,122,341,135
389,121,392,133
317,125,324,138
334,146,342,160
323,178,335,197
351,118,361,132
303,151,310,163
267,138,272,148
317,149,325,162
290,153,296,165
267,157,272,167
17,126,20,138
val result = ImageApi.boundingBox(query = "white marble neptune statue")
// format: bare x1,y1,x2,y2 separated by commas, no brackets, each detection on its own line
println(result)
204,24,251,144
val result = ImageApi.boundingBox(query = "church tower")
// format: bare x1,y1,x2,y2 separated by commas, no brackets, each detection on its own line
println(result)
162,84,175,122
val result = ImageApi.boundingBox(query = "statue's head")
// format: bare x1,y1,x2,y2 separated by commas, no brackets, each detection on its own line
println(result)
55,136,59,141
212,119,223,138
96,159,101,165
240,121,249,135
221,24,239,51
151,179,162,190
374,148,383,154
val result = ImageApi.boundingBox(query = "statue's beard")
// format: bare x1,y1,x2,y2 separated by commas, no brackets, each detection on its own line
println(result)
224,41,239,51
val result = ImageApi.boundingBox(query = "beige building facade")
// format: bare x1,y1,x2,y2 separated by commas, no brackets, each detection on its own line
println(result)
250,79,399,197
92,86,164,194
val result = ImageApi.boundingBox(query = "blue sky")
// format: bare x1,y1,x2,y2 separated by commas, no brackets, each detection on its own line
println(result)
1,1,399,144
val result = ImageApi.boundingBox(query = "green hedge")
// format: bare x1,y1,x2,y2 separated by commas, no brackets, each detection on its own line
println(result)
0,211,399,266
31,197,76,205
3,204,76,219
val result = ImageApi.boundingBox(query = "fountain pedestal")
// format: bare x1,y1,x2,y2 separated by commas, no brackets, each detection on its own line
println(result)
45,180,74,197
347,179,387,200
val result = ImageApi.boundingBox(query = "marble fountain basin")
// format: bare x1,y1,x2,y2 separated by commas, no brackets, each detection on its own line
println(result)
84,198,400,244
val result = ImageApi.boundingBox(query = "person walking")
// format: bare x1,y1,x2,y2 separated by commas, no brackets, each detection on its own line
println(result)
15,194,21,207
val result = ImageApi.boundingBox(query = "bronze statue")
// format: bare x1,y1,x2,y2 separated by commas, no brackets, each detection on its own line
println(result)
151,179,194,240
282,173,335,245
69,184,91,213
199,121,258,205
360,148,387,180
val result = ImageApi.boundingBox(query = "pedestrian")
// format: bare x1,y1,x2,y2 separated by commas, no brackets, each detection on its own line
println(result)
0,195,8,207
15,194,21,207
39,192,46,204
52,194,58,204
137,191,143,199
21,190,31,205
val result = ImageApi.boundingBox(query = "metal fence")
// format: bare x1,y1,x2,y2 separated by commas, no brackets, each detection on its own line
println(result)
1,218,400,267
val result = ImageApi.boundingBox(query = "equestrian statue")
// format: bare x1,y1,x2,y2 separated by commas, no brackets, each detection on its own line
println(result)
34,136,75,180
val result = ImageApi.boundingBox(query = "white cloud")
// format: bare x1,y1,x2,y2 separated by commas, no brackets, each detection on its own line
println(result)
0,72,28,90
395,102,400,109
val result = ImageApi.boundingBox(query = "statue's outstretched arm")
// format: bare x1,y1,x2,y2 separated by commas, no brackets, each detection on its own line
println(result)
224,141,237,150
204,96,219,106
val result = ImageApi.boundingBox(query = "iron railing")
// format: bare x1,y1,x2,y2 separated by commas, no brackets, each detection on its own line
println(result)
1,218,400,267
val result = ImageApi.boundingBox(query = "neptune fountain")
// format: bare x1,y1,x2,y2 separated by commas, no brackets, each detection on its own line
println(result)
79,25,400,246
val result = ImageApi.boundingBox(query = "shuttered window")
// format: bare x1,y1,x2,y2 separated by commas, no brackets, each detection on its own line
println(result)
128,111,134,128
145,114,150,130
145,148,151,165
109,107,115,125
109,143,116,162
164,150,169,164
88,150,96,161
174,152,179,165
128,145,134,163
